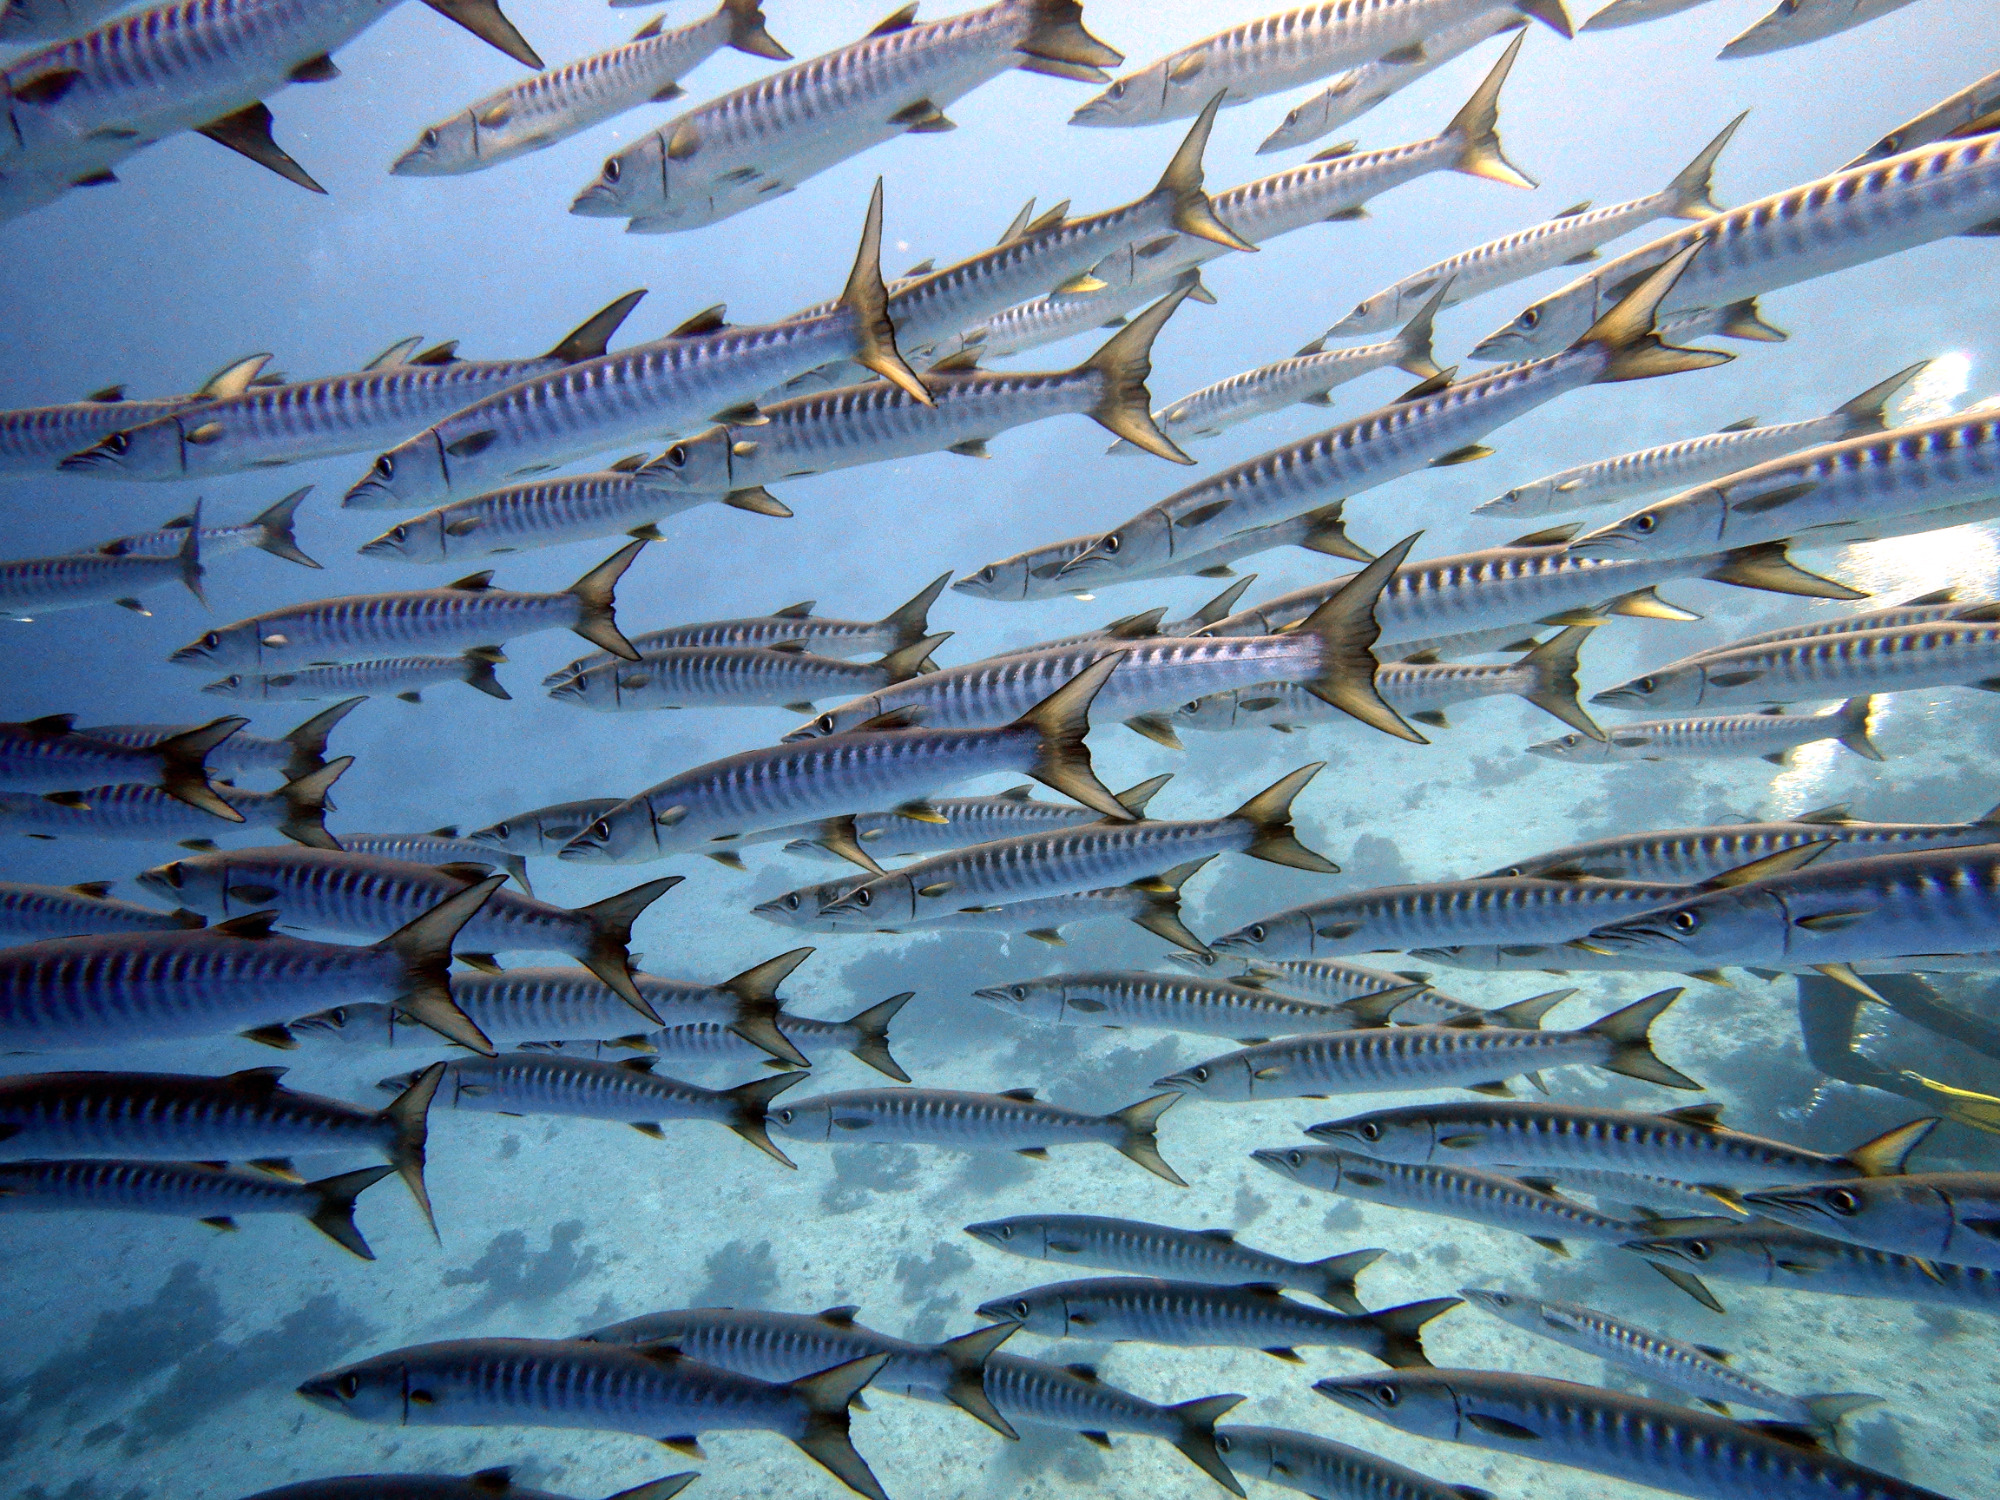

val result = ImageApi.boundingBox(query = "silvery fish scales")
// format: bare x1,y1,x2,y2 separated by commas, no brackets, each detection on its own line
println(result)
1628,1218,2000,1316
1215,1424,1489,1500
202,651,508,703
0,538,200,620
1526,698,1878,766
469,798,624,854
0,881,201,938
360,470,710,564
80,700,360,783
549,640,931,713
972,969,1363,1039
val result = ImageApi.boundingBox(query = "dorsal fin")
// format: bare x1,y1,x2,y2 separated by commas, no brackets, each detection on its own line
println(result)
998,1087,1038,1101
1663,1103,1725,1129
818,1305,860,1325
1063,1363,1100,1382
773,600,815,618
1396,368,1455,402
1554,200,1592,217
608,453,650,472
225,1064,289,1089
1717,415,1760,432
1196,1228,1236,1242
1794,802,1856,826
213,911,280,938
868,2,918,36
1309,140,1357,161
997,785,1035,802
67,880,114,898
448,571,496,591
669,304,728,338
1509,523,1584,548
927,348,983,373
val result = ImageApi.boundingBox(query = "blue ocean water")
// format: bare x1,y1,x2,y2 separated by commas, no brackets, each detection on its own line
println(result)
2,0,1999,1496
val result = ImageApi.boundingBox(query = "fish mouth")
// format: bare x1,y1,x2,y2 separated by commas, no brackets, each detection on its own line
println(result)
1310,1374,1392,1412
970,986,1010,1002
1560,530,1635,558
569,184,627,217
972,1298,1021,1322
1588,685,1646,707
1055,549,1114,578
341,478,394,509
294,1375,344,1409
1469,331,1523,360
556,839,608,863
168,645,210,664
56,446,115,472
1576,919,1674,952
1522,742,1565,758
1209,933,1255,953
1151,1072,1196,1091
1735,1188,1825,1226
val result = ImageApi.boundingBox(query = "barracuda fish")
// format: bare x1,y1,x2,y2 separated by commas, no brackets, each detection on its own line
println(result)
1578,0,1714,29
81,698,361,784
65,296,642,484
168,542,645,670
569,0,1123,233
550,635,944,716
1259,11,1523,154
202,648,511,704
816,763,1342,925
394,0,788,177
1215,1424,1493,1500
1743,1174,2000,1270
1512,1163,1756,1220
0,881,202,939
767,1084,1185,1184
795,538,1418,743
951,499,1364,603
976,1275,1455,1367
581,1304,1018,1437
926,266,1213,371
1071,0,1567,129
1176,625,1602,739
1476,132,2000,361
0,1063,446,1226
971,969,1397,1041
1720,0,1919,59
1410,940,1719,975
1106,283,1444,457
1,505,204,622
770,774,1168,866
548,575,950,685
0,0,541,219
1166,952,1465,1011
0,879,502,1053
1025,580,1262,650
1485,799,2000,883
1846,66,2000,170
384,1053,803,1166
0,353,271,478
1457,1288,1878,1429
1305,1100,1934,1193
1255,1144,1658,1252
1590,610,2000,712
754,856,1215,953
1481,361,1930,520
469,797,624,855
1327,116,1739,340
1059,245,1728,585
96,489,318,575
0,758,346,849
297,1339,894,1500
0,712,244,820
558,655,1134,867
0,1156,395,1257
1628,1216,2000,1317
1317,1369,1953,1500
327,830,531,894
344,187,929,511
239,1470,696,1500
139,847,674,1017
877,1350,1245,1495
1527,696,1881,767
634,286,1195,514
1685,590,1984,657
1161,989,1695,1100
964,1213,1384,1311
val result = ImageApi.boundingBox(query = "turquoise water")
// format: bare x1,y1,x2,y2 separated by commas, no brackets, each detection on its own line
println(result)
2,1,1999,1497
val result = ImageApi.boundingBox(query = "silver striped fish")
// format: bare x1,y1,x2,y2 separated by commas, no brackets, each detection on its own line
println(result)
169,541,645,670
971,968,1382,1040
239,1470,695,1500
977,1275,1456,1365
963,1213,1383,1310
580,1306,1018,1438
137,845,676,1018
63,295,643,483
1476,130,2000,359
1480,359,1929,519
0,711,244,820
385,1052,803,1166
343,185,929,511
1070,0,1567,128
1458,1288,1879,1429
1326,113,1740,338
549,634,944,715
0,880,502,1052
394,0,788,176
924,266,1211,370
297,1339,893,1500
328,828,531,893
0,353,270,477
1024,578,1261,650
0,502,204,621
816,763,1341,924
1846,64,2000,170
80,697,360,784
202,647,510,703
767,1084,1186,1185
94,486,318,569
1315,1369,1950,1500
1059,243,1726,584
0,1062,446,1228
1166,951,1468,1012
1216,1424,1491,1500
1719,0,1919,59
1107,282,1443,456
0,757,346,849
0,880,203,939
1682,588,1982,658
468,797,623,855
0,1157,394,1258
569,0,1121,232
1526,696,1881,767
1161,989,1695,1100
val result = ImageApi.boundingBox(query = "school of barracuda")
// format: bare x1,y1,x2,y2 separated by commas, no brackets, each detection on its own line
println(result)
2,0,1999,1497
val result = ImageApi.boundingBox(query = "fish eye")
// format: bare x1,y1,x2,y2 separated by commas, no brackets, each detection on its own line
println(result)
1190,1066,1208,1082
1672,911,1699,933
330,1007,347,1024
666,444,687,467
1216,1434,1233,1454
1248,924,1266,943
159,862,183,888
373,454,395,479
996,1225,1013,1239
1182,700,1201,713
603,158,621,183
1358,1121,1380,1142
1107,81,1125,99
1011,986,1027,1001
816,715,835,732
775,1108,793,1125
784,894,800,910
854,889,872,907
1490,1292,1511,1306
1880,133,1900,152
977,566,994,580
338,1373,360,1399
1519,309,1540,329
422,128,439,148
591,820,610,839
494,823,509,838
106,432,129,453
1685,1240,1712,1260
391,525,407,541
224,674,241,686
1636,676,1656,695
1013,1300,1029,1318
1101,534,1121,554
1376,1385,1399,1407
203,632,220,648
1632,514,1657,534
1286,1150,1303,1168
1826,1187,1860,1215
1563,735,1578,747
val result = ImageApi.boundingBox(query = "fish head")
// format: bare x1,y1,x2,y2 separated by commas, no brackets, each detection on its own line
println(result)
1058,511,1173,583
1068,63,1170,128
818,873,909,921
391,113,479,176
1589,661,1707,712
138,854,235,911
1577,885,1777,965
1476,476,1563,516
557,801,663,864
1472,290,1578,360
200,673,255,699
1525,729,1614,761
289,1002,398,1045
1718,0,1847,58
753,880,871,930
1210,910,1313,959
1740,1178,1917,1239
1174,692,1240,732
783,698,875,741
1311,1371,1459,1439
1250,1144,1336,1186
973,1289,1065,1335
635,428,732,492
1326,292,1394,339
169,621,264,670
546,664,618,709
952,555,1036,602
296,1354,411,1422
464,818,515,850
1155,1053,1252,1101
343,437,450,511
1455,1286,1540,1329
1304,1108,1436,1162
764,1095,832,1141
971,979,1069,1025
56,414,183,479
358,516,448,564
962,1216,1034,1253
572,135,661,219
1210,1428,1282,1484
1568,490,1724,561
